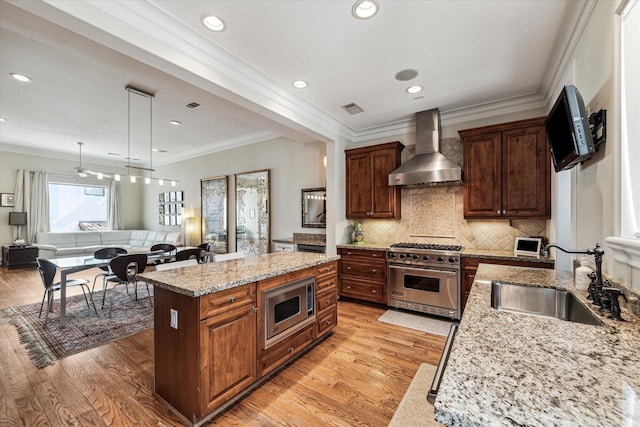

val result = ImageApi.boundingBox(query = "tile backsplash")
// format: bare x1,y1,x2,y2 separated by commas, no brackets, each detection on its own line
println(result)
353,185,548,251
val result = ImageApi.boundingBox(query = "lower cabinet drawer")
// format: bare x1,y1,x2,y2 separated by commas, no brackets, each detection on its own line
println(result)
316,287,337,315
258,324,315,377
340,279,386,304
316,306,337,337
316,274,338,293
199,284,256,320
340,260,386,280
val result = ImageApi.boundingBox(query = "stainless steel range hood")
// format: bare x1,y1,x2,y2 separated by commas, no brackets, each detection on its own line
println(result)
389,109,462,187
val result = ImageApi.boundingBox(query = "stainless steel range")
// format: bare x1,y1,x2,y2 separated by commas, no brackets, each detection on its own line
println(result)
387,242,462,320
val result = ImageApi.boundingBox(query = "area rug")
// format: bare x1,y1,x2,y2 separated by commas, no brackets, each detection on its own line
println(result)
378,309,457,336
389,363,444,426
0,288,153,368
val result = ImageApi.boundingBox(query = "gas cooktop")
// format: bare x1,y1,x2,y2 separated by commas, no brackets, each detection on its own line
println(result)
390,242,463,252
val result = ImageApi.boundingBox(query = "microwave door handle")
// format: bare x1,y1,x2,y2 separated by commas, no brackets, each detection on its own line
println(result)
427,323,459,403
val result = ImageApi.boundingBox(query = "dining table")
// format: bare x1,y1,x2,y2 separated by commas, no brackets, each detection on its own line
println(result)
48,247,188,326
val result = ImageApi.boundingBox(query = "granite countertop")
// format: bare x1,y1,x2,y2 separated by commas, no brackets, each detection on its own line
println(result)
434,264,640,426
140,252,339,297
336,243,554,264
337,242,393,250
461,248,554,264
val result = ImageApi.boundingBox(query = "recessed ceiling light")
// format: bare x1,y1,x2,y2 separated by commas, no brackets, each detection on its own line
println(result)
352,0,380,20
292,80,308,89
406,85,423,94
10,73,31,82
169,120,182,125
0,117,6,122
202,14,226,32
395,69,419,81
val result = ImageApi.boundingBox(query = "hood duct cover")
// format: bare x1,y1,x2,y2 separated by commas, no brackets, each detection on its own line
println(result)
389,108,462,187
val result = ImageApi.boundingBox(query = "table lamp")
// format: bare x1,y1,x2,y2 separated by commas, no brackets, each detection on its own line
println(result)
9,212,27,244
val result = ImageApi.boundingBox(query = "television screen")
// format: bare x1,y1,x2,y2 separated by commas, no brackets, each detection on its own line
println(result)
545,85,595,172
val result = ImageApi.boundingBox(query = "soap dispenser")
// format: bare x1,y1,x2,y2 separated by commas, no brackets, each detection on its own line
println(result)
575,257,593,291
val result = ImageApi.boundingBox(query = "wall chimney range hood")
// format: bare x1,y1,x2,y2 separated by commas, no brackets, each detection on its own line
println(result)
389,108,462,187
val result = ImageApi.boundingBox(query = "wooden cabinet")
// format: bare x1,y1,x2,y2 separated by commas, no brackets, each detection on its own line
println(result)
345,141,403,219
2,245,38,269
459,117,551,218
461,256,554,312
338,248,387,304
154,283,257,421
199,286,257,413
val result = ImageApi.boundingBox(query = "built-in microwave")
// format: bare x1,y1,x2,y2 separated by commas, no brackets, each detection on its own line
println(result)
264,276,315,348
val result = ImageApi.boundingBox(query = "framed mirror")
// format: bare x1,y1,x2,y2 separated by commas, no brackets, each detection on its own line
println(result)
301,188,326,228
235,169,270,255
201,176,228,254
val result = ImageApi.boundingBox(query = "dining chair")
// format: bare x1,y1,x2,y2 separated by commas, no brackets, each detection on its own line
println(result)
150,243,177,264
91,247,128,308
36,257,97,325
106,253,151,317
175,248,203,262
213,252,246,262
154,259,198,271
197,243,211,263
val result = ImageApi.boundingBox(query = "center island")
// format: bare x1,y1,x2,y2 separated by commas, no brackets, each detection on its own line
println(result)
139,251,340,426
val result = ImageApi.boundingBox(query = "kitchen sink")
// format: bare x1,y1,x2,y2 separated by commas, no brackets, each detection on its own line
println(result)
490,281,603,326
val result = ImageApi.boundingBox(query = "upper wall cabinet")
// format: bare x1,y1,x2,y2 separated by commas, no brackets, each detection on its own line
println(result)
459,117,551,219
345,141,403,219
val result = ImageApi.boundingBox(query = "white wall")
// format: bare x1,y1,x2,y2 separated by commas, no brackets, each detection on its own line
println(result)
146,138,327,250
0,150,144,243
563,0,618,275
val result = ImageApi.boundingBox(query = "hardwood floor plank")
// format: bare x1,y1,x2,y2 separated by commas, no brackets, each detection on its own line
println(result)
0,267,445,426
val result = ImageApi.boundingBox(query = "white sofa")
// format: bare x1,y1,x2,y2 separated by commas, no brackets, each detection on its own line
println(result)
33,230,182,259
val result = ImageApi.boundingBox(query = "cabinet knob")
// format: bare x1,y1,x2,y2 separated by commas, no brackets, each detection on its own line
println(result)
347,251,352,255
229,296,236,303
346,266,351,270
325,320,332,326
502,210,506,214
288,347,295,353
497,210,501,214
372,289,377,293
347,285,352,289
325,299,331,305
371,269,377,273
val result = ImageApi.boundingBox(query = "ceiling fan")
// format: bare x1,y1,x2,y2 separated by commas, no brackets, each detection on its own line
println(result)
73,141,110,179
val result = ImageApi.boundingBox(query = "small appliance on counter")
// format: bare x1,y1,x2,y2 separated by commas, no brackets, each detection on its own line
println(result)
513,237,542,258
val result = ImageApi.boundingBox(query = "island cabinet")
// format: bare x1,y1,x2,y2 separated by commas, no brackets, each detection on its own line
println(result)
338,248,387,304
345,141,403,219
151,256,338,425
154,284,258,421
461,256,554,312
459,117,551,219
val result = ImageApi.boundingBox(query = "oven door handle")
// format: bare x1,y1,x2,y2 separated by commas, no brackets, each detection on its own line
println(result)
427,323,459,403
389,265,458,276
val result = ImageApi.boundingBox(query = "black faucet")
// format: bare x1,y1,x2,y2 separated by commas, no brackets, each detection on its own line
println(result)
541,243,604,283
602,286,627,321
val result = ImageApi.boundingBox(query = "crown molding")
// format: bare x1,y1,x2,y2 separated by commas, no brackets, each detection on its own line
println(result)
540,0,598,109
153,131,282,166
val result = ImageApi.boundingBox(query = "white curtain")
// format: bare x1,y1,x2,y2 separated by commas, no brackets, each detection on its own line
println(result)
14,170,50,243
108,179,123,230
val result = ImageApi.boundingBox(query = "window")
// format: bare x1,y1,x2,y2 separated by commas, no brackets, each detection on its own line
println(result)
620,0,640,238
49,183,109,232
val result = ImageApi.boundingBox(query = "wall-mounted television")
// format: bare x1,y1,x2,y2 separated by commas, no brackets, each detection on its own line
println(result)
545,85,596,172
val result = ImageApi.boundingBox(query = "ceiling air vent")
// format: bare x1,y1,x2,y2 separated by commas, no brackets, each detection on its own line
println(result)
342,102,364,115
185,102,201,109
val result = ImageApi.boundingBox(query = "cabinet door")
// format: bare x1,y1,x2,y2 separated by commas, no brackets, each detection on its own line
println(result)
200,304,257,413
463,132,502,217
370,147,401,218
346,151,373,218
502,126,550,217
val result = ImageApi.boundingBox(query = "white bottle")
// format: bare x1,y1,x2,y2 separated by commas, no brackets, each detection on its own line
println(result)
575,257,593,291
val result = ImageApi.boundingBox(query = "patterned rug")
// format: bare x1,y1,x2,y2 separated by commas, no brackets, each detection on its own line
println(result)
0,287,154,368
378,309,457,336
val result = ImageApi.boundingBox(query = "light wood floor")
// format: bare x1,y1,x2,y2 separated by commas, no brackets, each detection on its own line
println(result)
0,266,446,426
